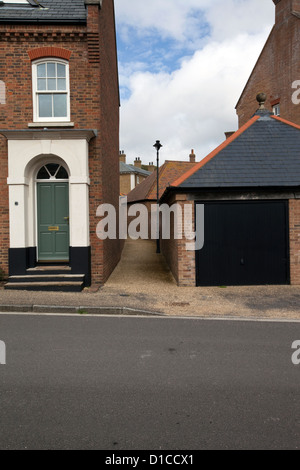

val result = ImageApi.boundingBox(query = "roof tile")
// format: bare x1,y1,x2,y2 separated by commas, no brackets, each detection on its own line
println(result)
127,161,196,203
0,0,86,23
120,161,151,177
176,113,300,189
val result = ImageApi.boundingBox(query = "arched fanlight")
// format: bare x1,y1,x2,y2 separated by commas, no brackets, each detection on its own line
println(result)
37,163,68,180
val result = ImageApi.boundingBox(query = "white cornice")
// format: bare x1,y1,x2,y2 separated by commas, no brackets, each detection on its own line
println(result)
0,129,97,142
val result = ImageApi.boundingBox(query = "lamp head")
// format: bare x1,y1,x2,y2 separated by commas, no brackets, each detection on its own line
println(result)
153,140,162,151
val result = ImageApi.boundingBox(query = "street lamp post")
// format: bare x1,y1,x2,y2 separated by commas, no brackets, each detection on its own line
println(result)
153,140,162,254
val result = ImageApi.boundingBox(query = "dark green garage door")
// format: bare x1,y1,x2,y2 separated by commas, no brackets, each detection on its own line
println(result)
196,201,289,286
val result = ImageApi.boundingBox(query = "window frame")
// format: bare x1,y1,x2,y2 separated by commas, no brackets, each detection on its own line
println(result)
32,58,70,123
272,103,280,116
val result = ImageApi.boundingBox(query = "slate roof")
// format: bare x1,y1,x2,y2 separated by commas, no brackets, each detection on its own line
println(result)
120,161,151,177
127,161,196,203
171,110,300,191
0,0,87,23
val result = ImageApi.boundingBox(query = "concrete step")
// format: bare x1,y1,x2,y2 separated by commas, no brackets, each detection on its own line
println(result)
4,281,84,292
7,274,84,283
27,266,72,275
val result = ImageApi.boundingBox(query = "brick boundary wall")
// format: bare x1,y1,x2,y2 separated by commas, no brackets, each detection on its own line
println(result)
161,195,196,287
176,199,196,287
289,198,300,285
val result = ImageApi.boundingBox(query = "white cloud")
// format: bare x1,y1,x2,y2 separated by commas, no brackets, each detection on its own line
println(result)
115,0,273,45
115,0,275,164
115,0,208,44
120,30,272,163
205,0,274,41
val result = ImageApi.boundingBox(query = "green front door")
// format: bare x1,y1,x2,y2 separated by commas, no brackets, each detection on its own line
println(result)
37,182,69,262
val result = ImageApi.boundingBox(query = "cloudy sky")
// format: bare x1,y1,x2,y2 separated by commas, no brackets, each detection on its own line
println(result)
114,0,275,165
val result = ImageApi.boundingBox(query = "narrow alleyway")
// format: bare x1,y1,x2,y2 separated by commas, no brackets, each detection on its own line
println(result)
106,239,176,288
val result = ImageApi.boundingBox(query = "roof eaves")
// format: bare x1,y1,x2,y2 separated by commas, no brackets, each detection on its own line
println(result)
0,18,86,24
127,198,156,205
172,115,260,188
135,168,151,176
160,183,300,203
120,164,151,176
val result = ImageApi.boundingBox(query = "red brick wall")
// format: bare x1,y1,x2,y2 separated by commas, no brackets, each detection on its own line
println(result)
86,1,122,285
176,199,196,287
99,0,122,283
161,230,179,284
161,195,196,287
0,0,122,284
289,199,300,285
0,136,8,278
236,0,300,126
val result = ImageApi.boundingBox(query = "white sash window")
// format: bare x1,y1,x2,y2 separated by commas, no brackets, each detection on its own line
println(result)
32,59,70,122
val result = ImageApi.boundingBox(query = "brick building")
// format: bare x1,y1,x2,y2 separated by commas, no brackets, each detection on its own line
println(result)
119,151,151,196
160,101,300,287
236,0,300,127
0,0,122,290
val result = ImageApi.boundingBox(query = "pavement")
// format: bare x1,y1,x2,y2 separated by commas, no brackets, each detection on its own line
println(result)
0,239,300,320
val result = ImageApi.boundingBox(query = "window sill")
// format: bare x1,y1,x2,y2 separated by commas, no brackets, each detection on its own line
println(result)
28,122,75,128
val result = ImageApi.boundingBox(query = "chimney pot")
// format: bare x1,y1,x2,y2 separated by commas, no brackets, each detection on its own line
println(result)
189,149,196,163
119,151,126,163
146,162,156,173
134,157,142,169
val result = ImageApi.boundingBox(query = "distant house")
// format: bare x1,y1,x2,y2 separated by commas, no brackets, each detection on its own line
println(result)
0,0,122,291
119,151,151,195
160,99,300,288
127,151,197,238
236,0,300,127
127,152,197,204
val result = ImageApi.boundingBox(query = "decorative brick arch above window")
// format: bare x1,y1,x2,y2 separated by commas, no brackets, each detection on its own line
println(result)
28,47,72,61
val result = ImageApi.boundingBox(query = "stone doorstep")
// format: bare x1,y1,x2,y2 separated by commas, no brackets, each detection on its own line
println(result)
4,281,84,292
9,275,83,280
27,266,71,271
5,282,83,286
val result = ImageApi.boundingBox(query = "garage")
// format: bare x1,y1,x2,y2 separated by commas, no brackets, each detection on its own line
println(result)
160,106,300,287
196,200,289,286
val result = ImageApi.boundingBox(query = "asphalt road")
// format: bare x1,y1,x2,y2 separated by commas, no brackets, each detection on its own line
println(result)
0,313,299,450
